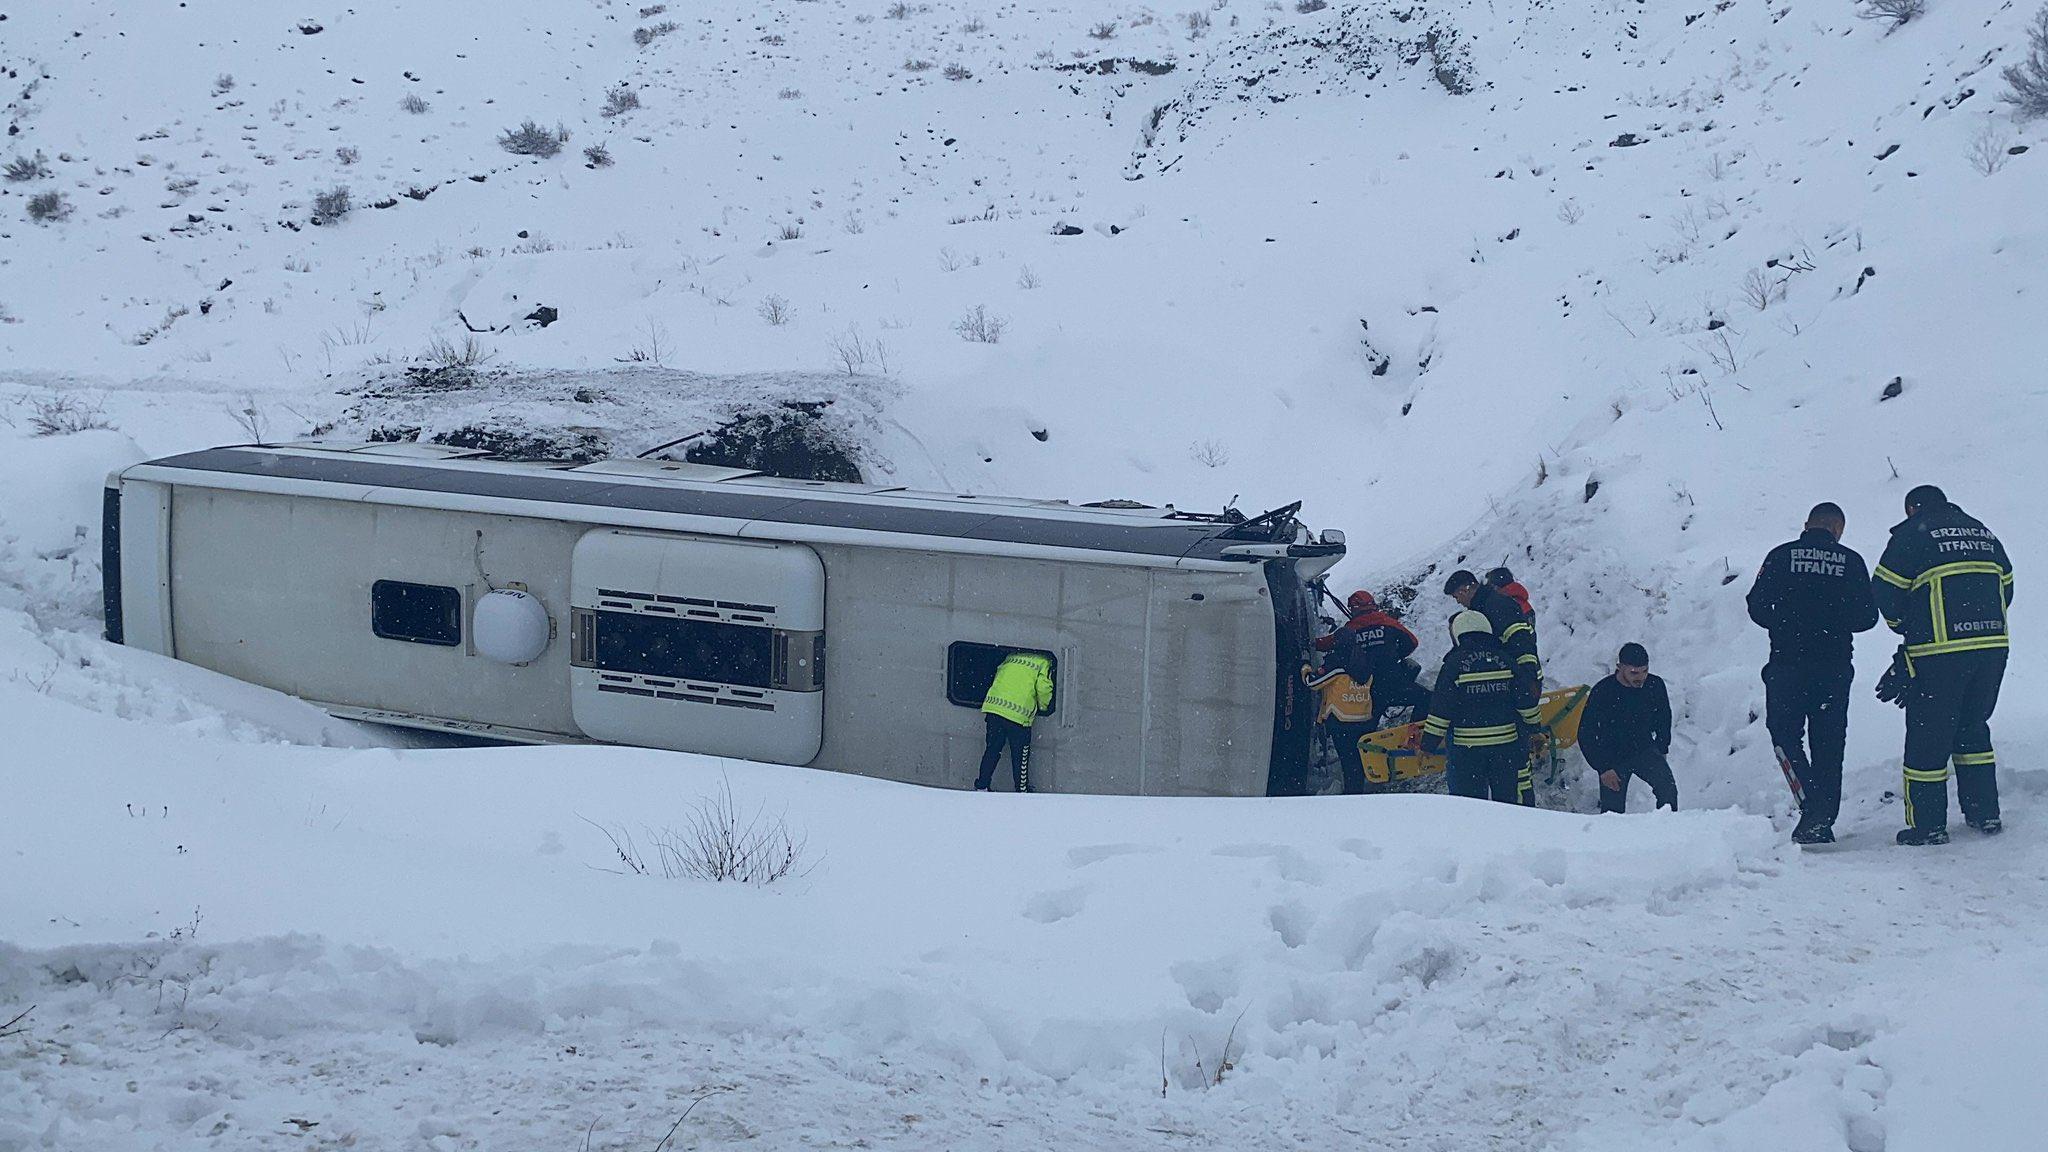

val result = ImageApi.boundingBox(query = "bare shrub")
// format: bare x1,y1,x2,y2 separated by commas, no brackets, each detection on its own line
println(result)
634,20,679,46
399,92,431,115
776,221,804,240
903,58,934,72
953,304,1007,343
937,245,963,272
2006,5,2048,118
585,779,812,885
0,1006,33,1040
887,1,913,17
963,16,987,33
639,3,669,15
422,333,496,369
601,86,641,118
311,185,352,222
1089,21,1118,38
943,63,974,80
1295,0,1327,11
584,143,614,167
4,151,50,182
334,145,360,166
226,394,270,443
1966,120,2015,174
212,74,236,95
1740,267,1785,311
499,119,569,157
618,319,670,366
827,325,891,375
1190,439,1231,468
778,87,803,100
27,191,71,222
1857,0,1925,28
1016,264,1042,289
1556,198,1585,225
841,208,867,234
758,293,792,325
28,393,113,436
1186,10,1212,36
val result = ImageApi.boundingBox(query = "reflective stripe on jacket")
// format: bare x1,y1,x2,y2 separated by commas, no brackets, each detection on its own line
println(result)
1304,663,1375,724
1872,503,2014,661
983,653,1055,726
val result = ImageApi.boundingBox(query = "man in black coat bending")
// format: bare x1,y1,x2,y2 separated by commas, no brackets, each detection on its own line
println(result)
1746,501,1879,844
1580,643,1677,813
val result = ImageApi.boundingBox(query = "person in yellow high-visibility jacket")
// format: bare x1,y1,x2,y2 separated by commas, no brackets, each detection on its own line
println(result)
975,652,1055,792
1304,659,1375,794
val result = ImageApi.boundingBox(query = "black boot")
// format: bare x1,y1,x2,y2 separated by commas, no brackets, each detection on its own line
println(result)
1973,816,2004,835
1896,826,1951,847
1792,823,1835,845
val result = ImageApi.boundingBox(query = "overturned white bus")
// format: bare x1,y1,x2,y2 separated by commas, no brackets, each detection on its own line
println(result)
103,442,1344,795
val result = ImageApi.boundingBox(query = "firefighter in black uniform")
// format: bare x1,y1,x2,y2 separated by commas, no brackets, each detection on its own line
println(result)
1746,501,1879,844
1421,610,1544,804
1444,569,1543,803
1873,485,2015,845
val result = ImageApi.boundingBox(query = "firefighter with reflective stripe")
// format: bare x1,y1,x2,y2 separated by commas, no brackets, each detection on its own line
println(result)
1746,501,1879,845
1445,569,1543,802
1316,589,1431,728
1445,569,1542,702
1485,567,1537,642
1871,485,2015,845
975,651,1055,793
1304,656,1375,794
1421,611,1542,805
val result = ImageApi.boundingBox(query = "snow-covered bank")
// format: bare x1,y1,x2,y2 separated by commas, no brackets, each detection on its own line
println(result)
0,690,1992,1149
7,701,2047,1149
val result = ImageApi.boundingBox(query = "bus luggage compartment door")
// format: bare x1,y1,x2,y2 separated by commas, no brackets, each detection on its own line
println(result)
568,530,825,764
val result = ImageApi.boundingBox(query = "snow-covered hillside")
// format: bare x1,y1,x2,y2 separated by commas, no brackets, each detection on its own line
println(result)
3,0,2047,1146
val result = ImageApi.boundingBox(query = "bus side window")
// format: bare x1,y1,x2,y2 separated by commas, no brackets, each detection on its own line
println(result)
944,642,1057,713
371,580,463,647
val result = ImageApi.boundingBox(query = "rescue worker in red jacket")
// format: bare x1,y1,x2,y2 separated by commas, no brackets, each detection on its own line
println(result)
1316,590,1431,728
1487,567,1536,622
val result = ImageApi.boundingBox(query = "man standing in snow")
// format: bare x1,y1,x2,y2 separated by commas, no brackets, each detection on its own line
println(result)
1873,485,2015,846
1316,589,1431,728
1578,643,1678,813
1445,569,1542,802
1745,502,1879,844
974,650,1055,793
1421,610,1543,804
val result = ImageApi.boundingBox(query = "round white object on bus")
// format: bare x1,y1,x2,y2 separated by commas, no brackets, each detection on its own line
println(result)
473,589,551,664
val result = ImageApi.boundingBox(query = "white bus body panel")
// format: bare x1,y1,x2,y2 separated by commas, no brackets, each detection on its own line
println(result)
569,530,826,764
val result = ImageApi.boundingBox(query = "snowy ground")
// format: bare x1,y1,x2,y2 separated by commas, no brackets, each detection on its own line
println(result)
4,0,2048,1146
8,710,2048,1151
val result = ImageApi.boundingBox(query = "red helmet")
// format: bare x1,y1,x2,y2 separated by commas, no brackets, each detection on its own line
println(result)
1345,590,1378,615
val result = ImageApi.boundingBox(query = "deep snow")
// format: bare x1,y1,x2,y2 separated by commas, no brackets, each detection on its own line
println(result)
3,0,2047,1146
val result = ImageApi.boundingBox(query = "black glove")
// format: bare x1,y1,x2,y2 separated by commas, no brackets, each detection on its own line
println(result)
1875,647,1913,708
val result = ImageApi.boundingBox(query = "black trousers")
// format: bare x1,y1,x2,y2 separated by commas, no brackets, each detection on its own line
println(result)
976,714,1033,792
1447,745,1522,805
1325,719,1375,795
1371,676,1433,731
1764,659,1853,828
1902,649,2006,831
1596,749,1678,813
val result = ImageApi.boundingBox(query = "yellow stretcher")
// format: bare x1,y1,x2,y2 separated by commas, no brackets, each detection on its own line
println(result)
1355,685,1591,792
